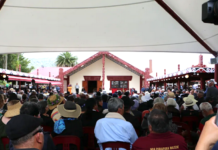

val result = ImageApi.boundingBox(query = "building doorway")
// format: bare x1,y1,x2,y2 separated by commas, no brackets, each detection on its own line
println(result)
88,81,97,93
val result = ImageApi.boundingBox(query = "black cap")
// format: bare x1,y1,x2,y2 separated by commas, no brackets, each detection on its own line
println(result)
6,114,42,140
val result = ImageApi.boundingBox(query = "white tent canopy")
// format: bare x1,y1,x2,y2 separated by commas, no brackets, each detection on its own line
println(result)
0,0,217,54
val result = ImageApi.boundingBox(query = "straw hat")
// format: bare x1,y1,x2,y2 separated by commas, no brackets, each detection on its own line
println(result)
51,108,61,122
57,101,81,118
168,92,175,98
47,94,64,110
183,95,198,107
141,93,152,102
4,101,22,118
167,98,177,107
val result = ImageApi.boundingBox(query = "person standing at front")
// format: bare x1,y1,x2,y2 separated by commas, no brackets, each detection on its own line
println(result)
75,83,79,95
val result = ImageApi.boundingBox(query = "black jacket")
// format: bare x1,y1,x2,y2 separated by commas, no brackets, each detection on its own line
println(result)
167,106,180,117
206,87,218,100
80,111,104,127
52,119,83,150
40,114,54,127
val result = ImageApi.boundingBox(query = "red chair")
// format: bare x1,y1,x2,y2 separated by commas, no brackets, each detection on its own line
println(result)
173,122,192,143
53,135,80,150
1,137,10,150
83,127,96,150
102,142,130,150
182,116,200,130
172,116,181,123
42,125,53,133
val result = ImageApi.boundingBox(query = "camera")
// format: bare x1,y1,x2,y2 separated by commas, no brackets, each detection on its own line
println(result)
202,0,218,25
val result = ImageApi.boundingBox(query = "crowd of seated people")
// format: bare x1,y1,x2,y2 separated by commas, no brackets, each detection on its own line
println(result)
0,79,218,150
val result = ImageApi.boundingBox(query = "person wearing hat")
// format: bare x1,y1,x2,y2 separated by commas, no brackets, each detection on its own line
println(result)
47,94,64,117
0,100,22,150
180,95,199,118
6,114,44,150
166,98,180,117
164,92,180,110
52,101,83,150
180,95,199,111
138,93,153,112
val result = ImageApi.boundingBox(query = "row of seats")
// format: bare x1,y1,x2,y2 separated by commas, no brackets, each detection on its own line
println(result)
1,135,130,150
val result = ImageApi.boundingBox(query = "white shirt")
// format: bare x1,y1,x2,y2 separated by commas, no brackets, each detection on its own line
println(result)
75,85,79,89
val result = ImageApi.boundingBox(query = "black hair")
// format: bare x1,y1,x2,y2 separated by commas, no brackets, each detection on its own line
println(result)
29,98,38,103
37,101,47,114
95,96,102,104
20,102,39,117
124,92,129,97
148,109,169,133
167,88,172,91
186,106,194,110
96,92,101,96
67,95,75,102
38,94,44,100
102,94,108,102
84,98,97,120
121,96,131,111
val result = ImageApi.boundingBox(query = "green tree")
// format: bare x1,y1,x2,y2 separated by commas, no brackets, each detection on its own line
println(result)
0,54,34,73
56,52,78,67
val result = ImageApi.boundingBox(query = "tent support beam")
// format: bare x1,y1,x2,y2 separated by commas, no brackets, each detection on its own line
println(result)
0,0,6,10
155,0,217,57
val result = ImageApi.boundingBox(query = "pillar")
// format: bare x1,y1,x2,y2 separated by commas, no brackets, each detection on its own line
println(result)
178,64,180,71
200,76,205,90
59,68,64,93
215,64,218,86
164,82,167,90
164,69,166,75
149,60,152,74
184,82,187,89
177,80,180,90
67,76,69,87
49,72,51,77
140,76,143,91
156,82,159,89
37,69,39,75
156,72,158,77
19,81,21,90
144,68,150,88
102,55,105,90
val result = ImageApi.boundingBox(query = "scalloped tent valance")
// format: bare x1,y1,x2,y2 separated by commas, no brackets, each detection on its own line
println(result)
0,0,217,55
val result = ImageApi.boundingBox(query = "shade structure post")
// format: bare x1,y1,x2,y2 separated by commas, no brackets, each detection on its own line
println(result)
102,54,105,90
215,64,218,86
59,68,64,93
200,76,205,90
177,80,180,90
164,82,167,91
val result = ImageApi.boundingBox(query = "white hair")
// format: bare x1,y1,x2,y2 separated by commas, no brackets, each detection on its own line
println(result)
200,102,212,111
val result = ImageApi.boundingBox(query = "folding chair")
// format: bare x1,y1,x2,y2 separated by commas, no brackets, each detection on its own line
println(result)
102,142,130,150
53,135,80,150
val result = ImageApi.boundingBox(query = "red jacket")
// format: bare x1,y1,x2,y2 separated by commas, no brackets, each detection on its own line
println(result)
132,132,187,150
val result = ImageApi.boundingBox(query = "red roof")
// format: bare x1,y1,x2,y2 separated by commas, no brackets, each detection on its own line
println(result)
63,52,145,76
31,67,71,78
